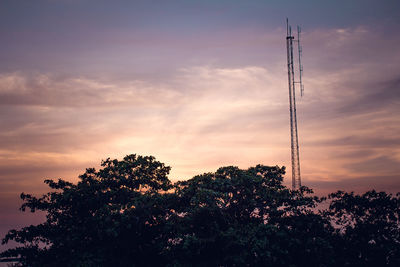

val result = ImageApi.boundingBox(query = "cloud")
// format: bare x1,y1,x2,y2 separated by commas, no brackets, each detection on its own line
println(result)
307,174,400,196
344,155,400,174
307,135,400,149
1,25,400,212
303,25,400,73
0,72,183,108
337,77,400,115
298,25,400,121
0,66,289,184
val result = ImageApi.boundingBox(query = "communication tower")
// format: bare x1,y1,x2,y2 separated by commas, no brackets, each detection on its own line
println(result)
286,19,304,190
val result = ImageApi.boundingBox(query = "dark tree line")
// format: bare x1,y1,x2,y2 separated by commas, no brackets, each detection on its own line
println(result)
1,154,399,266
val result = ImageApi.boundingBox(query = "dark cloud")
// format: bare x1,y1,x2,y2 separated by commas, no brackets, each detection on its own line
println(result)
334,149,376,159
343,156,400,174
338,77,400,115
0,106,39,132
0,130,100,153
307,174,400,196
306,135,400,149
0,162,84,179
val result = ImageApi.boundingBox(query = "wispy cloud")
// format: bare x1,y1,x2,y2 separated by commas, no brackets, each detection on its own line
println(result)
0,23,399,209
0,72,183,107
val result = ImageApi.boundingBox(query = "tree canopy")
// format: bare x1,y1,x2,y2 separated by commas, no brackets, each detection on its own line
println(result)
1,154,399,266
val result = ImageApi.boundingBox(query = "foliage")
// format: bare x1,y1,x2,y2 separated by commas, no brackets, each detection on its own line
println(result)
1,154,173,266
325,190,400,266
1,154,399,266
165,165,334,266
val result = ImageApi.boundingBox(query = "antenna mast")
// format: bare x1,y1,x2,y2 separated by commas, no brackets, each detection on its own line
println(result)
286,19,304,190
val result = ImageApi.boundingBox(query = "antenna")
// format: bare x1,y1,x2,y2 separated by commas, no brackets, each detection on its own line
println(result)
297,26,304,97
286,19,304,190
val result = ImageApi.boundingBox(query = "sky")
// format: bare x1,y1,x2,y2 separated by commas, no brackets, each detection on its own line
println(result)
1,0,400,251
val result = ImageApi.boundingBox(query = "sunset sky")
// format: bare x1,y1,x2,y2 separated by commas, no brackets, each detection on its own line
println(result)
1,0,400,247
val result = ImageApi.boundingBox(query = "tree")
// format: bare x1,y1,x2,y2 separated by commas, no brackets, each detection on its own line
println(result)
163,165,335,266
326,190,400,266
1,154,173,266
2,154,399,266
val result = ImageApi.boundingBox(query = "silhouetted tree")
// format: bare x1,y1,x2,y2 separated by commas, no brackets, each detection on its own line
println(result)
1,154,399,266
164,165,334,266
325,190,400,266
1,154,173,266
